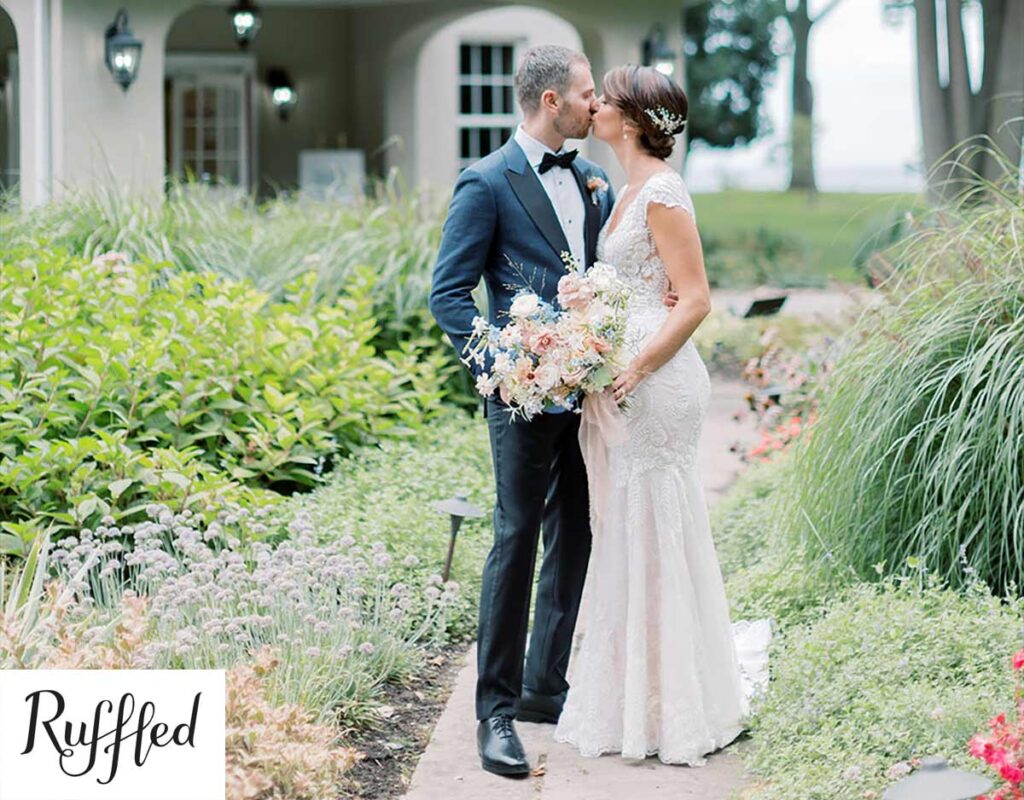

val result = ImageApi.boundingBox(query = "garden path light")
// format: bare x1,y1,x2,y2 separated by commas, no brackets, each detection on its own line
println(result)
882,756,992,800
430,493,484,582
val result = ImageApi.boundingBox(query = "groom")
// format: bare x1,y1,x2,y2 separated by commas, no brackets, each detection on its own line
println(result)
429,45,613,777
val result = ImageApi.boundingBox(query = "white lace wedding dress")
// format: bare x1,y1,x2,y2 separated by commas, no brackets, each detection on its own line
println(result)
553,170,771,765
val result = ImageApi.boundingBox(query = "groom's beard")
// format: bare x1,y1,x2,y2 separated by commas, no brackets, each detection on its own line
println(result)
554,112,593,141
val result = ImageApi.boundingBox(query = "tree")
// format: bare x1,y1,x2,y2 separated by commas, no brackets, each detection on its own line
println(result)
684,0,845,193
781,0,846,193
886,0,1023,200
683,0,785,149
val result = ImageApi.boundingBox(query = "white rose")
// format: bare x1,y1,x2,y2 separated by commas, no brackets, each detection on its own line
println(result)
585,299,610,324
509,293,540,318
499,325,522,348
534,363,561,392
475,373,497,397
588,263,617,291
493,352,513,375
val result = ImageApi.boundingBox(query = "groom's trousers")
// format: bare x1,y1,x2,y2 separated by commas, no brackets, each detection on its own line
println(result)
476,398,592,720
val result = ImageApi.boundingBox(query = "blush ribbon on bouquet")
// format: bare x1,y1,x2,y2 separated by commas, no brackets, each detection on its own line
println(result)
579,389,629,527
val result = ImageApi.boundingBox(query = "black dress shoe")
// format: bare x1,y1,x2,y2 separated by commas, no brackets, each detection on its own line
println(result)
516,688,566,724
477,715,530,776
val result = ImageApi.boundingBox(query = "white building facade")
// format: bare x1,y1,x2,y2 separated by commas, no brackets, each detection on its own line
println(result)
0,0,687,206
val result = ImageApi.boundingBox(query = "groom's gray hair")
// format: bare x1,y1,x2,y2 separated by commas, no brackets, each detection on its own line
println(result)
515,45,590,114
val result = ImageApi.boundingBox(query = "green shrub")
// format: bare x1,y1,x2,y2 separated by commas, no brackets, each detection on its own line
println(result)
0,248,451,534
270,412,494,641
702,227,820,289
778,171,1024,594
0,179,442,334
712,459,780,579
715,456,838,629
745,576,1024,799
692,308,840,376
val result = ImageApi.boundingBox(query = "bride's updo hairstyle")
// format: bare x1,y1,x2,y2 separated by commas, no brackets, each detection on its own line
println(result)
602,64,688,160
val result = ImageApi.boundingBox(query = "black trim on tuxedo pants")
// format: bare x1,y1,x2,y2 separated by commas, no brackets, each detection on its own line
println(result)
476,398,592,720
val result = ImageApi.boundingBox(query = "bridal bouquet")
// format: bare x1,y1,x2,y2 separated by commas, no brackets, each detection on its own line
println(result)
464,258,630,421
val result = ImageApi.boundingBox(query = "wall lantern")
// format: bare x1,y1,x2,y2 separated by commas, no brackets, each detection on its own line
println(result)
228,0,262,49
267,68,298,120
881,756,992,800
642,24,677,78
430,493,485,582
104,9,143,92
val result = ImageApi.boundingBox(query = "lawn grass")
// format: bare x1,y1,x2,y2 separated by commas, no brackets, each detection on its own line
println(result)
692,190,925,286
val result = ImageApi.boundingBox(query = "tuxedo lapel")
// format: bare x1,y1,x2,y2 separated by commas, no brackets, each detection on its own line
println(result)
502,140,571,262
571,164,603,267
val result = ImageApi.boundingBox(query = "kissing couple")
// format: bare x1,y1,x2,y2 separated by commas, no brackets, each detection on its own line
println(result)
430,43,769,777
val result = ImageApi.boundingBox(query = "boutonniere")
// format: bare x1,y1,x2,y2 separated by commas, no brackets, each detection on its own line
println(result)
586,176,608,206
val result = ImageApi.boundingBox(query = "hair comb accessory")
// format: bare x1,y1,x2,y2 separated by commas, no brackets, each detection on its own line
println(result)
644,106,686,136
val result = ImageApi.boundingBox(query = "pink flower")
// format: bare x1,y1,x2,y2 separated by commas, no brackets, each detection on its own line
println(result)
1012,649,1024,670
514,357,535,384
1000,763,1024,784
530,331,559,355
558,273,594,311
564,366,588,387
972,735,994,759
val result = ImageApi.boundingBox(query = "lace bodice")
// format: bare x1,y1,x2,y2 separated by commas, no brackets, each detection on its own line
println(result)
595,170,707,484
597,170,696,313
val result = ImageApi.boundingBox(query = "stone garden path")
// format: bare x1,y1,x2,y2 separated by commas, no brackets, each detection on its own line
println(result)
402,290,854,799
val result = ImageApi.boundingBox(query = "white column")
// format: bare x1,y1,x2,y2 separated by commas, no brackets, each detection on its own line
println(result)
3,0,53,206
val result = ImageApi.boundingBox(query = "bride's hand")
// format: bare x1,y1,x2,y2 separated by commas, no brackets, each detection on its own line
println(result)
612,366,647,405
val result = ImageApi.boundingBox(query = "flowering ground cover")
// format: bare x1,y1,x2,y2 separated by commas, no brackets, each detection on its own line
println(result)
709,163,1024,799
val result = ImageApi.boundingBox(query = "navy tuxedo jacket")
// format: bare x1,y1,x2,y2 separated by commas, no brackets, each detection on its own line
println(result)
429,138,615,379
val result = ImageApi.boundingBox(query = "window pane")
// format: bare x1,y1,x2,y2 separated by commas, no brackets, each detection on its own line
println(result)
460,85,472,115
202,89,216,119
221,158,240,184
502,46,514,75
481,85,494,115
183,124,197,151
460,44,472,76
502,86,514,115
183,89,197,117
480,45,493,75
203,126,217,152
223,125,240,153
460,128,471,159
223,88,240,116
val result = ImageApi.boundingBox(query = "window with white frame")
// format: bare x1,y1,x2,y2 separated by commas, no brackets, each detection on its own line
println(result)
167,55,255,190
457,43,517,171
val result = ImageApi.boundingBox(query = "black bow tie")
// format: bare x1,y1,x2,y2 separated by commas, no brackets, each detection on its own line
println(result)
538,150,579,174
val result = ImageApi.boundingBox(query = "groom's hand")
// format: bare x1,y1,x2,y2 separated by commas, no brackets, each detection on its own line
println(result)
663,290,679,308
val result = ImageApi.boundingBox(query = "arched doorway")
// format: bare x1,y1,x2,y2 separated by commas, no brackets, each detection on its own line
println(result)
386,4,588,188
0,4,18,201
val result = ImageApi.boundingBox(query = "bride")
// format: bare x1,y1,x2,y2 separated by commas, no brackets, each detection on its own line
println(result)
553,64,769,766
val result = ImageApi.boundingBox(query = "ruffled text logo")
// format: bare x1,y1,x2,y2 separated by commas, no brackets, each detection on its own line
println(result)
20,688,203,785
0,670,225,800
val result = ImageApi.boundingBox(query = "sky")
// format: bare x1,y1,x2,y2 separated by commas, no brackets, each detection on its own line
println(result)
684,0,938,193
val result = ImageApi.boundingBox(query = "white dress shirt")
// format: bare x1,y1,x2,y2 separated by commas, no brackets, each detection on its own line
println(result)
513,125,587,268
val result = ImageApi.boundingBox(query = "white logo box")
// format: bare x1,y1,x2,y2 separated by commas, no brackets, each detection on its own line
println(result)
0,670,225,800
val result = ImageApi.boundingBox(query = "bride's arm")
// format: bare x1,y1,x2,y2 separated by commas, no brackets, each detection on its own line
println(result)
611,203,711,404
